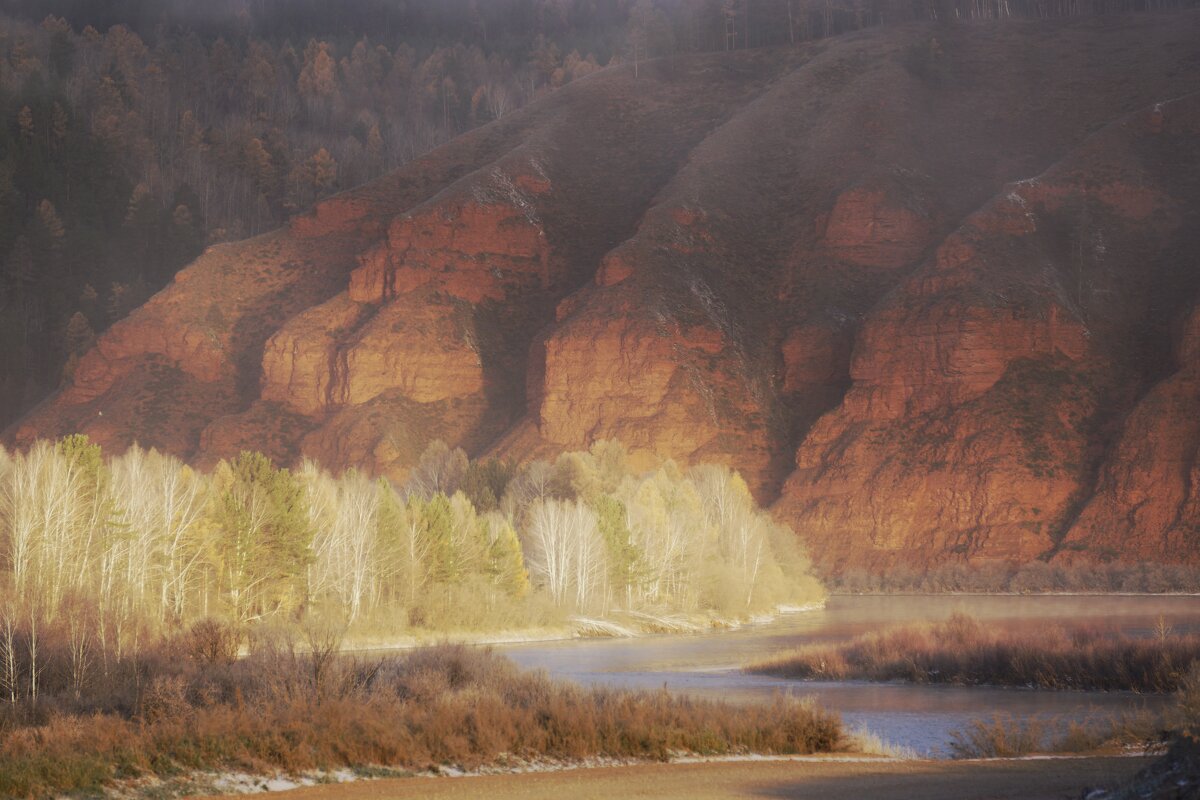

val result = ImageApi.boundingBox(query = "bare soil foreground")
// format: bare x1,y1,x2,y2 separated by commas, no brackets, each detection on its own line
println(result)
233,756,1149,800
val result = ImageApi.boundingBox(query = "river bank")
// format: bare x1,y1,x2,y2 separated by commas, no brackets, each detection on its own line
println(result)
190,755,1152,800
338,602,830,652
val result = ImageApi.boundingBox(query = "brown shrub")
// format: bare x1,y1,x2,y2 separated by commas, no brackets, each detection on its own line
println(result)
747,612,1200,692
947,709,1166,759
185,618,242,666
949,715,1050,758
0,640,843,798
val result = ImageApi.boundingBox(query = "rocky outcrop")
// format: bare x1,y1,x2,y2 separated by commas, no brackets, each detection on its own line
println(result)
842,297,1089,420
778,352,1106,571
259,295,370,416
1057,304,1200,564
348,189,558,306
822,182,934,269
260,290,487,417
775,90,1200,571
10,229,359,454
339,295,486,406
533,287,765,478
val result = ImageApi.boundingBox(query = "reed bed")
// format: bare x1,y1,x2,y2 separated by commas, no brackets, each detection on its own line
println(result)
746,613,1200,692
946,710,1167,758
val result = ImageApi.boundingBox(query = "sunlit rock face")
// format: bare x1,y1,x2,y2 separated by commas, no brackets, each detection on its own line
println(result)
14,13,1200,571
777,92,1200,572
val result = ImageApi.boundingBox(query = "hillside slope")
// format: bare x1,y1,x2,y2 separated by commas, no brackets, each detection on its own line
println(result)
12,12,1200,573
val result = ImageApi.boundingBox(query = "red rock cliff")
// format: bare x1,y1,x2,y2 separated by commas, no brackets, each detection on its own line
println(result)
12,14,1200,573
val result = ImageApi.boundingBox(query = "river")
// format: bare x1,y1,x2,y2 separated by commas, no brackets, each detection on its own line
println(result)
494,595,1200,756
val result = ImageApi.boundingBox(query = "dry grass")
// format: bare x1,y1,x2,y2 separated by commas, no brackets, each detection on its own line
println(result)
947,711,1166,759
846,726,918,759
745,613,1200,692
0,631,843,798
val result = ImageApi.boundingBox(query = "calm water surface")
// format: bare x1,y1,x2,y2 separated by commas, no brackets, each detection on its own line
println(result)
495,595,1200,756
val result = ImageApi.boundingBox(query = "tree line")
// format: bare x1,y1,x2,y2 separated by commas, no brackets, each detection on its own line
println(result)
0,435,822,701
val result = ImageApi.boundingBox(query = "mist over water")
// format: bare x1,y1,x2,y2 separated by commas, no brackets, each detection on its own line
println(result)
497,595,1198,756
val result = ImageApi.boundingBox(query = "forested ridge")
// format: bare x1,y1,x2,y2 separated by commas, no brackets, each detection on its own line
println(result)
1,0,1194,434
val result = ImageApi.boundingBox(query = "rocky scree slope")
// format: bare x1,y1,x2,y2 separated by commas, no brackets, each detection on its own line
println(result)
12,12,1200,573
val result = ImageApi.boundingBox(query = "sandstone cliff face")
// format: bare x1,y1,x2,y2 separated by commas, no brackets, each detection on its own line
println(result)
780,352,1107,571
822,183,934,269
12,13,1200,573
11,229,359,454
259,295,369,416
340,296,486,406
264,160,560,419
843,299,1089,421
1056,342,1200,564
775,91,1200,571
532,284,777,483
347,183,557,306
261,291,486,415
1053,100,1200,563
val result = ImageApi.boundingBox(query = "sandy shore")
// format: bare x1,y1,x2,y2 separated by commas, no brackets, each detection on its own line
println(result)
214,755,1147,800
337,602,829,652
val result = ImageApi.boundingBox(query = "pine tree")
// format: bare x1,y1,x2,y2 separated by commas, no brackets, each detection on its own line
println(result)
366,123,384,167
241,42,277,112
530,35,561,90
307,148,338,196
177,110,205,152
298,40,338,110
591,495,641,599
212,452,314,622
36,201,65,249
460,458,514,513
410,493,457,584
486,516,530,597
242,138,275,192
17,107,33,144
106,283,131,323
61,313,95,385
79,284,99,322
64,312,95,356
123,183,154,229
46,19,76,78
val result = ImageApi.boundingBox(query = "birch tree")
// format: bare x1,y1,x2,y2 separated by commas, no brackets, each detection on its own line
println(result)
406,440,468,499
621,467,707,607
305,467,380,623
525,498,605,609
94,447,210,625
691,464,765,607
